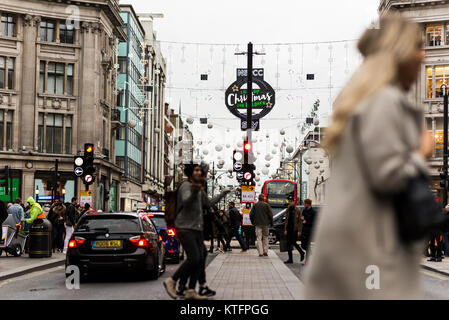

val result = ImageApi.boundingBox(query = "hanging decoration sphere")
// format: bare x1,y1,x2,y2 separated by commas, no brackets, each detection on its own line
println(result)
255,177,260,182
262,168,269,175
320,169,325,174
286,146,294,153
219,160,225,166
207,124,213,129
128,119,137,128
305,158,313,165
197,141,203,146
319,159,324,163
274,142,279,147
215,145,223,152
186,117,194,125
305,170,311,175
265,155,271,161
237,141,243,148
226,144,230,149
217,164,224,169
265,163,270,168
203,150,209,155
272,149,277,155
314,164,320,169
280,129,286,135
314,118,320,126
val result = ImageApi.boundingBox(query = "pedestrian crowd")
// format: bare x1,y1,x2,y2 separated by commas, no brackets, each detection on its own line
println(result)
1,196,97,254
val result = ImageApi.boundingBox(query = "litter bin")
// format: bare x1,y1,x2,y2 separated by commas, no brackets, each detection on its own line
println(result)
29,218,52,258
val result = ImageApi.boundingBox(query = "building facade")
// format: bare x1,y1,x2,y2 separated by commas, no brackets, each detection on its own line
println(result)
116,5,146,211
0,0,125,209
139,14,166,208
379,0,449,198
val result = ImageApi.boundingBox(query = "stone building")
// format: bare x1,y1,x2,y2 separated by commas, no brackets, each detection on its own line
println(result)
379,0,449,197
0,0,125,209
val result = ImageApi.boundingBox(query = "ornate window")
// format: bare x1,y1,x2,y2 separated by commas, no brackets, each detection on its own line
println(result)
1,13,16,37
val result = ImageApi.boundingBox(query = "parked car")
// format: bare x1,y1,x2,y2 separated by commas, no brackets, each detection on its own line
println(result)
269,205,324,245
66,212,165,281
139,211,184,264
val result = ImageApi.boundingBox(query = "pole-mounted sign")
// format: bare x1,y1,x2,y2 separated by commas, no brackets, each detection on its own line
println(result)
225,68,275,129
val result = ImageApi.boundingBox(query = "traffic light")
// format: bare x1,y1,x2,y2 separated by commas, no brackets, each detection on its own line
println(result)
242,163,256,186
233,150,243,172
243,139,252,163
83,143,96,186
0,166,9,195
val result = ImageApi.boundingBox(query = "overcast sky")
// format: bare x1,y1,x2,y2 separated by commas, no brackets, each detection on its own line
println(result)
120,0,380,185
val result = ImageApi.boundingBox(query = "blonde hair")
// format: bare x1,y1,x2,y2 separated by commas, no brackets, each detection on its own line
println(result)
324,14,422,154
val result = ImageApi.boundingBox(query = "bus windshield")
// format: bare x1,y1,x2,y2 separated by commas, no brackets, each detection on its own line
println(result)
266,181,295,196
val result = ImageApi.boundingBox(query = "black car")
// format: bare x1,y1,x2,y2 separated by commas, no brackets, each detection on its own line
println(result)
66,212,165,281
269,205,324,245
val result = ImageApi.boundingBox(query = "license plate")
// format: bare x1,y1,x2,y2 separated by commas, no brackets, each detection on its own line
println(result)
93,240,121,248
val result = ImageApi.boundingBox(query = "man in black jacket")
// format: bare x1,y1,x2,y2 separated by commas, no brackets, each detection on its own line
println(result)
300,198,316,264
225,202,247,253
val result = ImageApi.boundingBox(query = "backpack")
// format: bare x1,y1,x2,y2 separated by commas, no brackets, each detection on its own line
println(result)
164,188,179,228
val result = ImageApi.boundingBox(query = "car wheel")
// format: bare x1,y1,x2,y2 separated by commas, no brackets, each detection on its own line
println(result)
269,231,278,245
12,244,22,257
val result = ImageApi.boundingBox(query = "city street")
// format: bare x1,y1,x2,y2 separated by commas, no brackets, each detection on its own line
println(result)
1,247,449,300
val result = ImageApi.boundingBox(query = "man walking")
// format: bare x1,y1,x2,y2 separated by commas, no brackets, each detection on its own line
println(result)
8,198,25,225
284,196,305,264
63,197,78,254
225,202,247,253
250,194,273,257
300,198,317,264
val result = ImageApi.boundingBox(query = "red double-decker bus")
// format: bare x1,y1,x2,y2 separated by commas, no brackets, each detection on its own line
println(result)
261,179,298,214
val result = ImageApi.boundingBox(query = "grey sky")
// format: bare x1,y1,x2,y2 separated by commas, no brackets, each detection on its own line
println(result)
121,0,380,184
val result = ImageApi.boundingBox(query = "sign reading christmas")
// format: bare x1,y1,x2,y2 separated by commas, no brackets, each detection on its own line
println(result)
225,69,276,123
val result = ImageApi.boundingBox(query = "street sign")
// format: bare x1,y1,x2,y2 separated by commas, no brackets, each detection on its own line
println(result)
242,208,254,226
243,172,252,181
80,190,93,207
241,185,255,203
234,162,243,171
240,119,260,131
74,167,83,176
236,172,244,180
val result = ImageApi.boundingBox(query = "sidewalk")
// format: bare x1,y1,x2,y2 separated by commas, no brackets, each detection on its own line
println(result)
421,257,449,277
0,252,65,281
205,249,304,300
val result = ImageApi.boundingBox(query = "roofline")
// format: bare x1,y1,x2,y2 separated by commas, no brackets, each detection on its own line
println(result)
119,4,146,39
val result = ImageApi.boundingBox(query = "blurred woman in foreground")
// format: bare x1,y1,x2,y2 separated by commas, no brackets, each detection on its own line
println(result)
304,14,431,299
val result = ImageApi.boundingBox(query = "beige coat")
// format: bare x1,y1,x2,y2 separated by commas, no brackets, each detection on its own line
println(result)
304,85,428,300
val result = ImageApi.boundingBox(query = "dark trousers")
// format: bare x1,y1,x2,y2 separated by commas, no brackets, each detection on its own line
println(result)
430,232,443,259
179,242,208,289
225,227,247,251
52,224,65,250
287,231,305,261
216,235,227,249
172,229,204,289
300,233,311,261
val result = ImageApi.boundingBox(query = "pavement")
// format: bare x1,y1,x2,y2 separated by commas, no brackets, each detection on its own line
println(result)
0,252,65,281
421,256,449,277
205,248,304,300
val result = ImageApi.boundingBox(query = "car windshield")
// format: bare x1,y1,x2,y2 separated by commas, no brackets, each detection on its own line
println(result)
151,216,167,229
273,208,286,220
77,215,140,233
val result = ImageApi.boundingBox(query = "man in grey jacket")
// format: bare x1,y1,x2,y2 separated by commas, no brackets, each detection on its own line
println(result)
250,194,273,257
163,161,230,300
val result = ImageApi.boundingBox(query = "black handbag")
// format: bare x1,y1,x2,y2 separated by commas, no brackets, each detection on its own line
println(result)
352,115,448,245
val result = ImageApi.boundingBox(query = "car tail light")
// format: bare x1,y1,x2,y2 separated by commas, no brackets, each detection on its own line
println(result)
129,235,149,247
68,237,85,248
168,250,175,253
167,228,176,237
159,235,163,241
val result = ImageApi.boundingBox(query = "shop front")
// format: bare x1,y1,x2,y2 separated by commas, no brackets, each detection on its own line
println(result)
34,171,76,205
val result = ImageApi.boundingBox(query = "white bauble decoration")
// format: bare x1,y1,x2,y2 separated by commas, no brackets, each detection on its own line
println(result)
128,119,137,128
320,169,325,173
217,164,223,169
280,129,285,135
274,142,279,147
262,168,269,175
219,160,225,166
215,145,223,152
226,144,231,149
256,172,261,176
237,141,243,148
265,163,270,168
255,177,260,182
314,164,320,169
305,170,311,175
203,150,209,155
197,141,203,146
207,124,213,129
319,159,324,163
314,118,320,126
286,146,294,153
186,117,194,125
305,158,313,165
272,149,277,155
265,155,271,161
